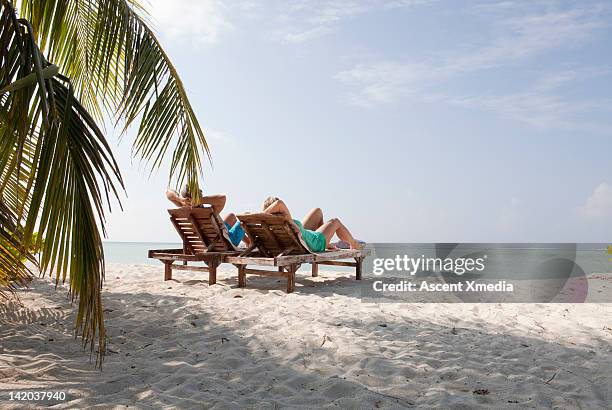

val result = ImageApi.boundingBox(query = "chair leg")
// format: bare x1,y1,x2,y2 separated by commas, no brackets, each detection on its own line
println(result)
287,264,296,293
355,257,363,280
311,263,318,277
208,259,218,285
238,265,246,288
164,261,173,281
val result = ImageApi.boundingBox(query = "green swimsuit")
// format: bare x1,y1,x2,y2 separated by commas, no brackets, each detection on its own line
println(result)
293,219,326,252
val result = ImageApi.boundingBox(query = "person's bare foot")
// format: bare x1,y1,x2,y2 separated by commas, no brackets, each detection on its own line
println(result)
350,240,365,250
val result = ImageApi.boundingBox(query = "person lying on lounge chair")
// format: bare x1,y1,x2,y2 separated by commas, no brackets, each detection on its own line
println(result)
262,196,363,251
166,186,250,247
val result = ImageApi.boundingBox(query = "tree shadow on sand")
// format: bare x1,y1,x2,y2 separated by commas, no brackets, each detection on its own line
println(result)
1,273,611,409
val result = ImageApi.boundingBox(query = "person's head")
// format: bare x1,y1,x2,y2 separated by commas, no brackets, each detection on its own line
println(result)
262,196,280,211
181,184,202,199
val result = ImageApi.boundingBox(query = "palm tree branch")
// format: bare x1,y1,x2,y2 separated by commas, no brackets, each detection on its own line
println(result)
1,0,124,365
20,0,211,201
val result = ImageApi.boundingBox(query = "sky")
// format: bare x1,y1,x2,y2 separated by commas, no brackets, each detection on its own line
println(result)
104,0,612,243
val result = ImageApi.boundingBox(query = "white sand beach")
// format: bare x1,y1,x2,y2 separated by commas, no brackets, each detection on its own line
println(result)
1,264,611,409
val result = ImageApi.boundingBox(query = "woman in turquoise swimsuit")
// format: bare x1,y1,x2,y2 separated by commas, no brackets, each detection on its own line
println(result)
262,197,362,252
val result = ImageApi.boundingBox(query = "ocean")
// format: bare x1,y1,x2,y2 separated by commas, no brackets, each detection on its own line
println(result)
103,242,611,274
102,241,347,272
104,241,181,265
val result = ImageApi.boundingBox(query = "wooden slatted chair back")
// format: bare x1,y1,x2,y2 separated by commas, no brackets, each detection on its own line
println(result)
168,207,236,254
237,213,311,257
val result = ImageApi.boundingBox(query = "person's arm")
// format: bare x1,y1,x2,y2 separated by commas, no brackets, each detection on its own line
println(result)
200,194,227,214
166,189,188,207
263,199,292,219
263,199,302,234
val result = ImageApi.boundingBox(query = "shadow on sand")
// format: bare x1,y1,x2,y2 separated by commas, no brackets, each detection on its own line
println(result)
1,269,611,408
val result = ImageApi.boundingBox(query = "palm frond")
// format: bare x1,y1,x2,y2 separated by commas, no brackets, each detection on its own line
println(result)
20,0,210,201
0,0,123,365
2,0,211,366
0,199,35,299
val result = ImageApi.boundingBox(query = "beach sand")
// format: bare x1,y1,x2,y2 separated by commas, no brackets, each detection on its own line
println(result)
1,264,611,408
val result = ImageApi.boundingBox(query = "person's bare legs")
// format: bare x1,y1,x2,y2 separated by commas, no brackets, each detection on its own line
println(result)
316,218,361,249
302,207,324,230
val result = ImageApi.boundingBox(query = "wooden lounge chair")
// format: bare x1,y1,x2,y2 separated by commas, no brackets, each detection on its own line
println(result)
148,206,240,284
225,213,370,293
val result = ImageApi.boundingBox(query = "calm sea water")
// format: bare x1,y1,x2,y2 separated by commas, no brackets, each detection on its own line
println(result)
104,242,181,265
103,242,611,274
102,241,349,272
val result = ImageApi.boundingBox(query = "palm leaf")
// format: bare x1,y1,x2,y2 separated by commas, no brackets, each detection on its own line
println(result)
2,0,211,366
0,0,123,365
0,199,35,299
20,0,210,201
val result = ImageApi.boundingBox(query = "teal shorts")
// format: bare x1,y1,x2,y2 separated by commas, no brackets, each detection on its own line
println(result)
302,229,326,252
224,221,245,246
293,219,326,252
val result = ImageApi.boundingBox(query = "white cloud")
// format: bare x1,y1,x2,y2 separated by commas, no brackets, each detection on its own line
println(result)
284,26,334,44
335,62,440,106
336,3,612,132
581,183,612,219
534,66,611,91
443,64,612,132
147,0,232,45
384,0,435,8
448,91,612,133
445,7,608,73
337,4,609,106
278,0,435,44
